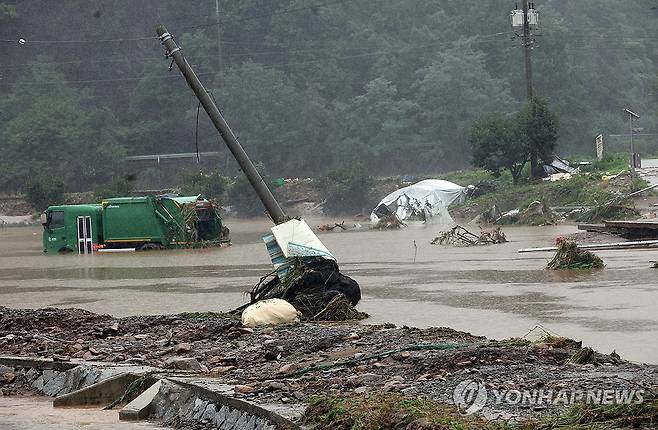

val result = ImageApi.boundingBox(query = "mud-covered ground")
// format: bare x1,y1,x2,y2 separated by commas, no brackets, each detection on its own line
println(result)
1,306,657,422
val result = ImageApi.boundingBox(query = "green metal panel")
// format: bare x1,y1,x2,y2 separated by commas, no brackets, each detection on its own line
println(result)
101,196,171,246
42,205,102,254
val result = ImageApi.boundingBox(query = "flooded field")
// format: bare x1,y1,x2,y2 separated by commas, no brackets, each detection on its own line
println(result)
1,218,657,364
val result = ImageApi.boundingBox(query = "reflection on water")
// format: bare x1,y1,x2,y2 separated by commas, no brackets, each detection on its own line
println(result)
1,218,657,363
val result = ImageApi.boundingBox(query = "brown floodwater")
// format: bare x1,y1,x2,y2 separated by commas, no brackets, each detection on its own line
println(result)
0,396,167,429
1,218,657,364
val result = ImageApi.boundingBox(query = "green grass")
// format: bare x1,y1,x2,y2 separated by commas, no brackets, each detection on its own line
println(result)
304,392,658,430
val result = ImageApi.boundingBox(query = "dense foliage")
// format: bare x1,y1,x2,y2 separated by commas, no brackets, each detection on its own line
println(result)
0,1,656,193
318,161,371,215
24,173,64,212
471,96,559,183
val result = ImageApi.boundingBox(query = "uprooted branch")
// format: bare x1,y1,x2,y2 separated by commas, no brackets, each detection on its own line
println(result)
431,225,507,246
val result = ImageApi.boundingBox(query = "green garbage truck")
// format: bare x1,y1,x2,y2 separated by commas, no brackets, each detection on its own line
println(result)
41,195,229,254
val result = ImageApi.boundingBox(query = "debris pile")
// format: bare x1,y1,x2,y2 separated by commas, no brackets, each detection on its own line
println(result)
317,221,347,231
431,225,507,246
371,214,405,230
518,200,556,226
546,237,605,270
1,306,657,424
245,259,364,321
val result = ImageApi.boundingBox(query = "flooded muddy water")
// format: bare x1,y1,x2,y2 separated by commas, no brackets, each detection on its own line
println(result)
1,218,657,363
0,396,166,429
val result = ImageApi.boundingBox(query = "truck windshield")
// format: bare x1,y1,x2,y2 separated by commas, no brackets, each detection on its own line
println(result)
48,211,65,229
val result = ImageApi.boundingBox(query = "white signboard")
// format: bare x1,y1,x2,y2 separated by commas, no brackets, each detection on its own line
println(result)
595,134,604,161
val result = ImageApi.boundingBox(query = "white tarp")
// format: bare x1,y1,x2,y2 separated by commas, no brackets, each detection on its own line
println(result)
370,179,467,226
270,219,334,259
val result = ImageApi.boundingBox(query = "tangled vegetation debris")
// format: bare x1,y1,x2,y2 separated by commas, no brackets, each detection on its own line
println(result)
518,200,557,226
371,214,405,230
245,259,363,322
546,238,605,270
431,225,507,246
317,221,348,231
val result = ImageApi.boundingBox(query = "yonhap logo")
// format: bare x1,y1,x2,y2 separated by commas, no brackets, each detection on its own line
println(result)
452,378,645,415
453,379,487,414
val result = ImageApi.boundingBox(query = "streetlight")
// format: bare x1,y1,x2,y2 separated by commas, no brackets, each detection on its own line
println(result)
624,108,640,170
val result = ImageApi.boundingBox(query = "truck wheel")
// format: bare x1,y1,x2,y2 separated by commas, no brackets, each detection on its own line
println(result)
137,243,161,251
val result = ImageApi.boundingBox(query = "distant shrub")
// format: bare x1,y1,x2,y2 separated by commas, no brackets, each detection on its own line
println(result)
24,173,65,212
92,176,136,201
227,163,276,217
318,161,371,215
179,168,229,201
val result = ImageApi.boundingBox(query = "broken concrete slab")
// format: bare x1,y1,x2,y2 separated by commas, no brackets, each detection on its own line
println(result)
119,379,162,421
53,372,144,408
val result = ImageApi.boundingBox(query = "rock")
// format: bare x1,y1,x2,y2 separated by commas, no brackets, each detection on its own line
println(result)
354,353,365,360
347,332,360,340
354,386,368,394
52,354,70,362
383,380,405,392
164,357,204,372
209,366,236,376
266,381,285,391
108,323,119,332
2,372,16,383
278,363,300,375
88,347,99,355
82,352,94,361
174,343,192,353
233,384,256,394
71,343,83,351
398,351,411,359
25,368,39,383
355,373,382,385
42,371,67,396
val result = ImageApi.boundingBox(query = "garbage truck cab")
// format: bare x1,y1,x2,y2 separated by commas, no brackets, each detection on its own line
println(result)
42,204,102,254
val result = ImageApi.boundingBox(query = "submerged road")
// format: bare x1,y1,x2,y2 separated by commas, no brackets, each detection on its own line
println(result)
1,218,657,364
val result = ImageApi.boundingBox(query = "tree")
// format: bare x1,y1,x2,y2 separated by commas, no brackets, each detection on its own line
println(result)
470,113,527,185
519,97,560,180
318,161,371,215
24,173,64,212
0,64,125,191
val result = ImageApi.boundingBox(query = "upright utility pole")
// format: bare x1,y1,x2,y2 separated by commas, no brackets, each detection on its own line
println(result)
157,25,286,225
522,0,534,99
214,0,222,75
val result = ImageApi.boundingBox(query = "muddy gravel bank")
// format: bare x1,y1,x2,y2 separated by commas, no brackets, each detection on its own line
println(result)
1,306,657,425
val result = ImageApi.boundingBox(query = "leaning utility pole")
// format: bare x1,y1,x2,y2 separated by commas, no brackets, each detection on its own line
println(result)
522,0,534,99
156,25,286,225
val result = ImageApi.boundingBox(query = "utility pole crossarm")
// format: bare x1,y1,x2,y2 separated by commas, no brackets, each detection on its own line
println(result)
156,25,286,225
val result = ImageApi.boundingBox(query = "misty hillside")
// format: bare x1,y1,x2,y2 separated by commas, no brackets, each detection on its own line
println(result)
0,0,656,192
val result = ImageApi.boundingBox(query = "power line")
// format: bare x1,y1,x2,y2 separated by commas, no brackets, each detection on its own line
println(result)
0,36,156,44
0,71,214,87
0,31,513,86
180,0,354,31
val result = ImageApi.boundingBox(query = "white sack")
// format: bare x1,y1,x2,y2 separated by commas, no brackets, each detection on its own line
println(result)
241,298,301,327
